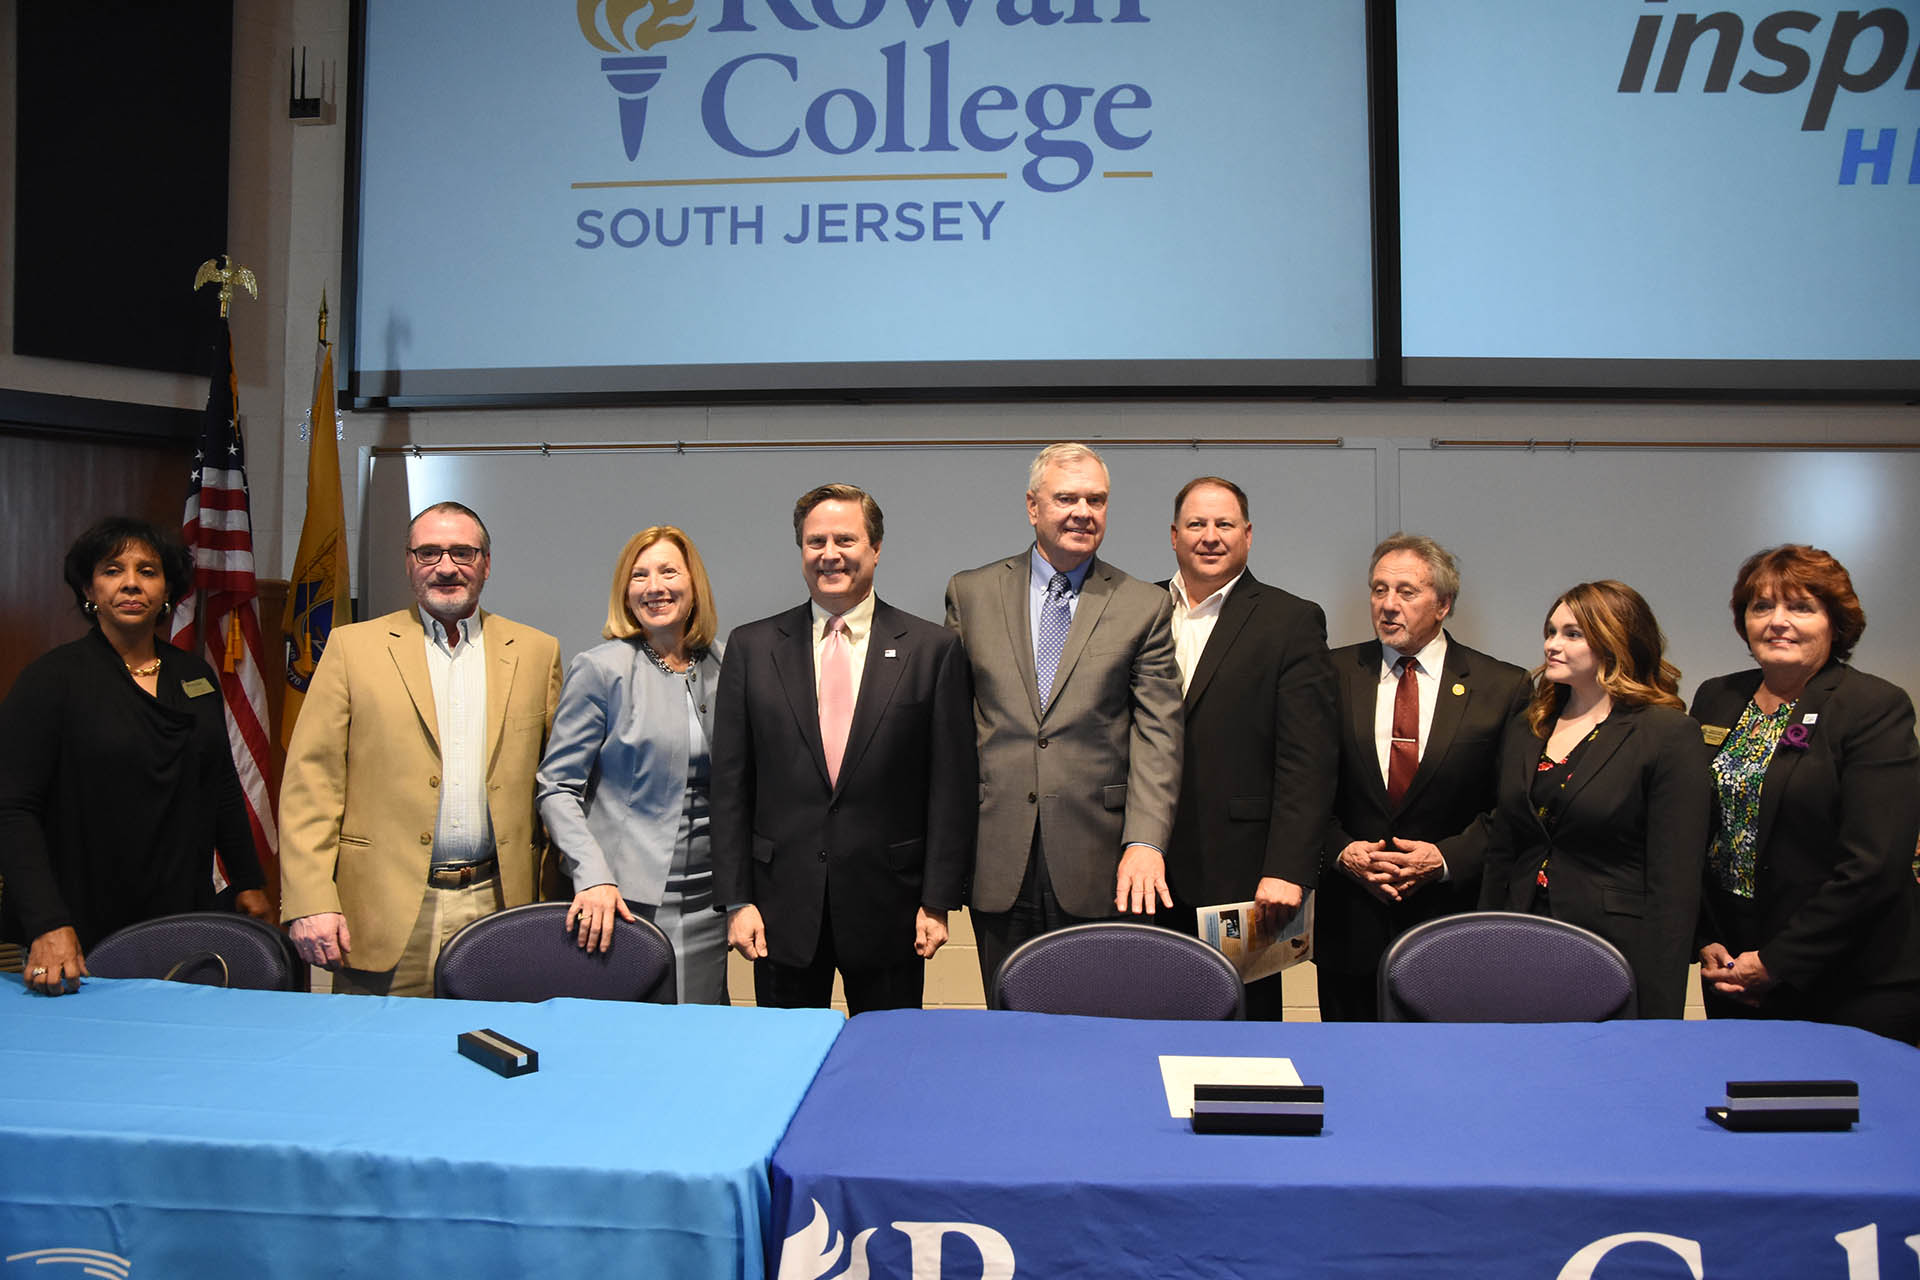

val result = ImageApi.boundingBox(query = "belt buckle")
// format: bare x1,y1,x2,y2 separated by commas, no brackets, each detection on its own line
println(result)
430,858,494,889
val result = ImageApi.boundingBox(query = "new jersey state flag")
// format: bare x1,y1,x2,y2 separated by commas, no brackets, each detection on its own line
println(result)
281,332,350,749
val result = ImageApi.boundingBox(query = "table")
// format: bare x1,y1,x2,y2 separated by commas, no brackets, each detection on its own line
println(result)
769,1011,1920,1279
0,977,842,1279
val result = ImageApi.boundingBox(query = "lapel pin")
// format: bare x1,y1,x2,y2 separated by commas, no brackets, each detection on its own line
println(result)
1451,683,1465,696
1801,713,1817,725
885,648,898,659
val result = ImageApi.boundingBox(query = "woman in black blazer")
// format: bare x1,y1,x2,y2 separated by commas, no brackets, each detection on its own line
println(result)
1692,545,1920,1043
1480,580,1710,1018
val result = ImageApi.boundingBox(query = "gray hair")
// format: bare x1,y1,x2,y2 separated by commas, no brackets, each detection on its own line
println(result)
1369,533,1460,604
1026,442,1109,495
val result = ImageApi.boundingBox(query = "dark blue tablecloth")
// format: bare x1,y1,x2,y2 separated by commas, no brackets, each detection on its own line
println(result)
769,1011,1920,1279
0,976,842,1279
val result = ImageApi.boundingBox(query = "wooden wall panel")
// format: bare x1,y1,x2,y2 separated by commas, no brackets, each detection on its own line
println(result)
0,430,190,693
0,427,292,909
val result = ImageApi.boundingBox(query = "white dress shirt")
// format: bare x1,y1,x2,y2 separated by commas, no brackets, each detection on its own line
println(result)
1373,631,1449,786
1168,570,1244,693
424,612,495,865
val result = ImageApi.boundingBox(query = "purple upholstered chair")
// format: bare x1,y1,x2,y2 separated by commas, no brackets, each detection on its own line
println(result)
1379,911,1637,1022
88,911,305,991
990,921,1246,1020
434,902,677,1003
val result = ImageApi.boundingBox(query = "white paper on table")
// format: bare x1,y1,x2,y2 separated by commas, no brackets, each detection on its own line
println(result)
1194,892,1314,984
1157,1055,1304,1119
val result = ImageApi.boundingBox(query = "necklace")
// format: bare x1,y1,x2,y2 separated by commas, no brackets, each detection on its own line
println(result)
126,656,162,678
637,637,700,678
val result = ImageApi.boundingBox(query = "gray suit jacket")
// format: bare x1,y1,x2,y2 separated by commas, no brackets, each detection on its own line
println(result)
945,551,1183,917
535,636,723,905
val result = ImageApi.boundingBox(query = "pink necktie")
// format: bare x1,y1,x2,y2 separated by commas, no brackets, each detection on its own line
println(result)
820,615,853,785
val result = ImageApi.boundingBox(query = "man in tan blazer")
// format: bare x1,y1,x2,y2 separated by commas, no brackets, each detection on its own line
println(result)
281,502,562,995
945,443,1183,993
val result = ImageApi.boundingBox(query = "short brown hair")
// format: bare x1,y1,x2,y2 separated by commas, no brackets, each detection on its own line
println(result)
603,525,718,651
1728,544,1864,663
792,483,884,547
1172,476,1249,523
1526,579,1683,735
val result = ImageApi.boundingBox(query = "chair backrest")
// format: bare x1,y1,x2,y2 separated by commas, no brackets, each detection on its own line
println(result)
990,921,1245,1020
1378,911,1637,1022
88,912,305,992
434,902,678,1003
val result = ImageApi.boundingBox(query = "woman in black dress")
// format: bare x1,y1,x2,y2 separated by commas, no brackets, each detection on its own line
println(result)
0,518,271,994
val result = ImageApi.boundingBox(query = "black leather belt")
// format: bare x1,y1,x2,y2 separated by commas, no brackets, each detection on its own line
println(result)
427,858,498,889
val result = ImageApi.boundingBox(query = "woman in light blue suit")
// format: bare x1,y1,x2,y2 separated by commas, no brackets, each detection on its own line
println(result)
537,526,727,1003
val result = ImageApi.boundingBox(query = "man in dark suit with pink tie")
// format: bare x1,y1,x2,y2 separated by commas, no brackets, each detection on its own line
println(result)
711,484,976,1014
1314,534,1531,1021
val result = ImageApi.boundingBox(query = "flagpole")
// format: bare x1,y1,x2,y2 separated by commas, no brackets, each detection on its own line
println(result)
178,255,279,890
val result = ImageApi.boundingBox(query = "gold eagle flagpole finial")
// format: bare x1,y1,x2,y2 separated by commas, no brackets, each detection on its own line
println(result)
193,254,259,318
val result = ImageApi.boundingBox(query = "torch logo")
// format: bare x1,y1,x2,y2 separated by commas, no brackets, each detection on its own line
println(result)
579,0,695,160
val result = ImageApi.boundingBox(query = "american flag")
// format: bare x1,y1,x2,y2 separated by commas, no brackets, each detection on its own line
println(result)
168,317,278,884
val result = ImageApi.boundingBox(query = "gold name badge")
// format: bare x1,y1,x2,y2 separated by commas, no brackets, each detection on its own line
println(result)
181,677,216,698
1701,725,1729,747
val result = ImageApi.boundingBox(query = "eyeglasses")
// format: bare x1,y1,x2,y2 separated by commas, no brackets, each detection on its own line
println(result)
408,545,484,566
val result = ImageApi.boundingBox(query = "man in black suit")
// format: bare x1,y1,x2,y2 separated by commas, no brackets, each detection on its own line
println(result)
1314,534,1531,1021
1160,477,1336,1021
712,484,976,1014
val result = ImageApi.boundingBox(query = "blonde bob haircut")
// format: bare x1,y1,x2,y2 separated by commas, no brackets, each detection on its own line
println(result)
1525,579,1684,736
603,525,718,651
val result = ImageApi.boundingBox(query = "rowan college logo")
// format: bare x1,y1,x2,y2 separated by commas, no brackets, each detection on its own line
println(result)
778,1200,1015,1280
580,0,696,160
5,1250,132,1277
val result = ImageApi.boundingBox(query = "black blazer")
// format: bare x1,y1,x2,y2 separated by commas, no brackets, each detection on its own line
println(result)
1480,701,1711,1018
1162,573,1337,906
1315,636,1530,974
1690,662,1920,1014
710,598,977,971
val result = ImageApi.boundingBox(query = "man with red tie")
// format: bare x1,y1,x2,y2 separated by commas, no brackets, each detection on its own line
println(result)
711,484,976,1013
1314,534,1531,1020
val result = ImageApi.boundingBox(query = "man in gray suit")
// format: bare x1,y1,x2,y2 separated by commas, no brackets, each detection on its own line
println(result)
945,442,1184,992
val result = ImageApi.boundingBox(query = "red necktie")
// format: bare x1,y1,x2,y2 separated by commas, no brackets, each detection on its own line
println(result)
1387,656,1419,807
819,615,853,785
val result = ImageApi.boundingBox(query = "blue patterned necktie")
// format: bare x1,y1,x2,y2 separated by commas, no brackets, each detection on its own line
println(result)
1036,572,1073,713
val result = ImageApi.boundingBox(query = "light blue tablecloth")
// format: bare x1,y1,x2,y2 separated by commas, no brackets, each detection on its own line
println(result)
0,976,842,1279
